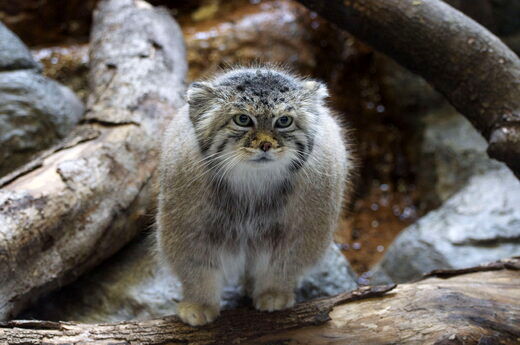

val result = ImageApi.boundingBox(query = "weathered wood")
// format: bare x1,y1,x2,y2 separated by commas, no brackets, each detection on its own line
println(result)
297,0,520,178
0,0,186,320
1,258,518,345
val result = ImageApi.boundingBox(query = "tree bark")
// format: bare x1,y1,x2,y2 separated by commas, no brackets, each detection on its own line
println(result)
0,0,186,320
296,0,520,178
0,258,518,345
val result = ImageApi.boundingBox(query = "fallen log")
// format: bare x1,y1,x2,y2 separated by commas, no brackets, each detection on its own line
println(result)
0,0,186,320
296,0,520,178
0,258,518,344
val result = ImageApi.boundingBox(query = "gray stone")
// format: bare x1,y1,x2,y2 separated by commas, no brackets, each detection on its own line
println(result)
0,22,40,71
371,167,520,284
417,106,504,209
370,109,520,284
0,70,84,176
22,239,357,322
297,243,358,301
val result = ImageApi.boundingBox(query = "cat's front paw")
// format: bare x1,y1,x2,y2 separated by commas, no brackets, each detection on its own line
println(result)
177,301,219,326
254,290,295,312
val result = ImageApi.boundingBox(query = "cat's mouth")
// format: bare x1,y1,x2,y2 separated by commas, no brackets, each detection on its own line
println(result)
250,151,277,163
251,156,273,163
245,148,284,164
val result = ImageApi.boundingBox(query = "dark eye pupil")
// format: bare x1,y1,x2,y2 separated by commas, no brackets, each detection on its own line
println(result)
234,114,252,127
276,116,292,128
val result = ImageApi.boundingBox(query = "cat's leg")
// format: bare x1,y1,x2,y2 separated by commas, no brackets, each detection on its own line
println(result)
250,252,298,312
175,259,223,326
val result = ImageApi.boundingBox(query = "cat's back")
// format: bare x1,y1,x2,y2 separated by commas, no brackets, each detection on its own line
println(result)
305,109,349,183
158,105,208,205
161,105,196,166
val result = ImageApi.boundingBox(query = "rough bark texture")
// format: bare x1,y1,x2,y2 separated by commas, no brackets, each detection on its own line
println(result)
297,0,520,178
0,258,518,345
0,0,186,320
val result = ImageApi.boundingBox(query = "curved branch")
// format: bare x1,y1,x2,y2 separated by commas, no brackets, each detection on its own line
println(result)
0,259,518,344
297,0,520,178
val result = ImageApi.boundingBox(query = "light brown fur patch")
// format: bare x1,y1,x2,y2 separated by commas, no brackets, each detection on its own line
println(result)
251,132,279,149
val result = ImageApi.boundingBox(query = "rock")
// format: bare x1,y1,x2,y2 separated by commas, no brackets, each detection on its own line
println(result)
297,243,358,301
370,168,520,284
21,239,357,322
0,22,40,71
0,70,84,176
370,109,520,284
417,106,503,209
0,22,84,176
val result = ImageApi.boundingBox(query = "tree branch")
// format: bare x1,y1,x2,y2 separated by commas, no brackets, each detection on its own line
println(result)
296,0,520,178
1,258,518,344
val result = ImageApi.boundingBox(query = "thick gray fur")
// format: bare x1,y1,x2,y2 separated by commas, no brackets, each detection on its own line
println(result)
156,67,353,326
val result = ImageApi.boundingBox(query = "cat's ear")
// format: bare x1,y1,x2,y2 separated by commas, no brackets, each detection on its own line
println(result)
302,80,329,100
187,82,216,106
187,82,217,122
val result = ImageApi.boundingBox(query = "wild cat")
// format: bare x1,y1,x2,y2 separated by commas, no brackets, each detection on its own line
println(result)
156,67,352,326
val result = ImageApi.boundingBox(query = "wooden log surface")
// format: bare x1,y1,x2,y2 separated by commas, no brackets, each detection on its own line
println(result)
297,0,520,178
0,0,186,320
0,258,518,345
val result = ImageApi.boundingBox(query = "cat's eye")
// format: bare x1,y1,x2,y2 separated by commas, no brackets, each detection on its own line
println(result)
275,116,293,128
233,114,253,127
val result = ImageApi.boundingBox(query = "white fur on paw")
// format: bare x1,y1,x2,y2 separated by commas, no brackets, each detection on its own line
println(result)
254,290,295,312
177,302,219,326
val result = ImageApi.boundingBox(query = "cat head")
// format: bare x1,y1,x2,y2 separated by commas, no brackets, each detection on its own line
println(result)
187,67,328,182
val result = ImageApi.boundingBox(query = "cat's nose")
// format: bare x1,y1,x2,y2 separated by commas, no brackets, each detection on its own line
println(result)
260,141,272,152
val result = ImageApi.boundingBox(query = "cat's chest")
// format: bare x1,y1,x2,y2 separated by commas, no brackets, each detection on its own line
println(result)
204,180,293,241
210,187,286,224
